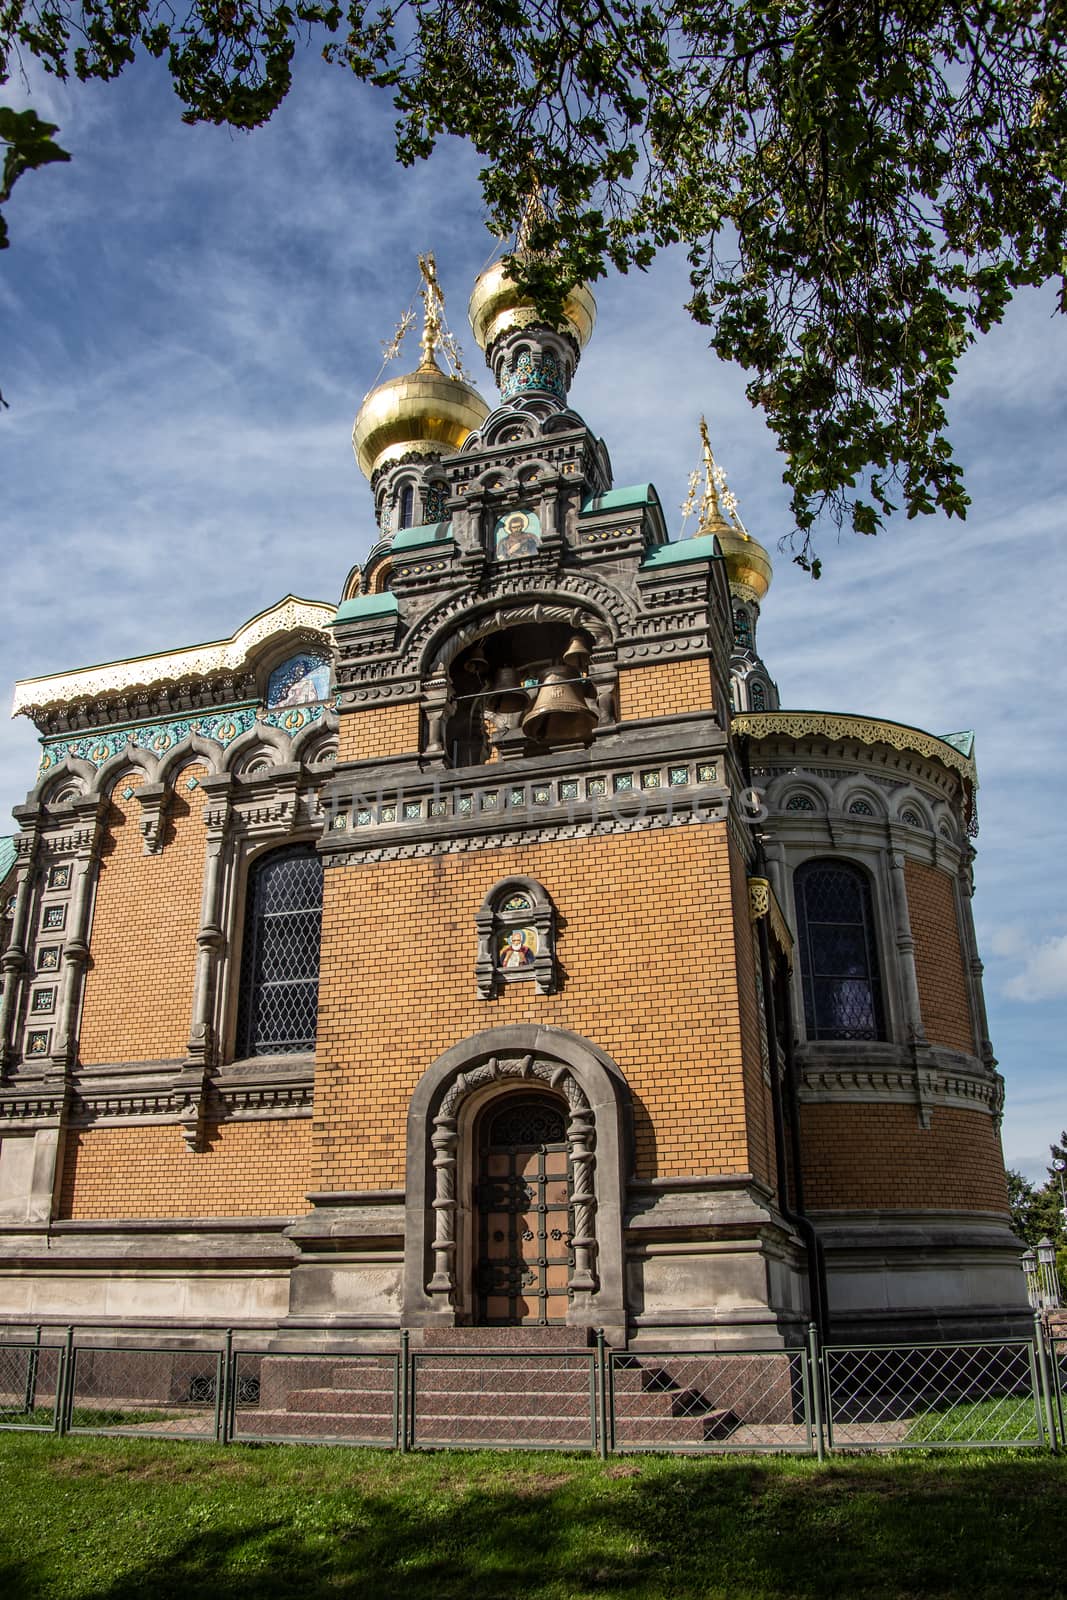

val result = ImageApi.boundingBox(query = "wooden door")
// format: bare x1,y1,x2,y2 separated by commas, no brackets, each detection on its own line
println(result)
474,1094,573,1325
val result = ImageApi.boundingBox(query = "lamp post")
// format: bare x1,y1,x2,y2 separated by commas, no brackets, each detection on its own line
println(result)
1036,1236,1061,1311
1053,1157,1067,1227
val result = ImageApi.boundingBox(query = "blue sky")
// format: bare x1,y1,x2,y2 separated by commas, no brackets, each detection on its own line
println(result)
3,50,1064,1183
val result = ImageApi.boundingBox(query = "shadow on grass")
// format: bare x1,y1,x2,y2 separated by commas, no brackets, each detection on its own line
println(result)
4,1450,1058,1600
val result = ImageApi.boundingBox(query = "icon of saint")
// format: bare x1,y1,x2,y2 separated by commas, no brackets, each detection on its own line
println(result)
496,510,540,560
499,928,536,968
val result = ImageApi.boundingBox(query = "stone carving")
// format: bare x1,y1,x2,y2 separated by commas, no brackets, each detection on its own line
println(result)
427,1053,598,1300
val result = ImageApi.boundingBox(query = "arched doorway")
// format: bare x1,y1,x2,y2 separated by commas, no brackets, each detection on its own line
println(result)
473,1091,572,1325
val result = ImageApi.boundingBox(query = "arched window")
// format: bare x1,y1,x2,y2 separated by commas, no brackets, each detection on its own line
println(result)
398,484,415,529
794,860,885,1042
750,679,766,711
236,844,323,1057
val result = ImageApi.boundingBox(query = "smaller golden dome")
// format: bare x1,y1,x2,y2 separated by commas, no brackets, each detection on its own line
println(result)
352,358,490,481
716,524,773,602
468,258,596,354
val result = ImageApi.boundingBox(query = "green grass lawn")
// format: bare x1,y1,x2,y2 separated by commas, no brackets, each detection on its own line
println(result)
1,1433,1064,1600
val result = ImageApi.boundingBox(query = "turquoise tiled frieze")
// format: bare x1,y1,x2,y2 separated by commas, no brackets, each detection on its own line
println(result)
38,701,333,777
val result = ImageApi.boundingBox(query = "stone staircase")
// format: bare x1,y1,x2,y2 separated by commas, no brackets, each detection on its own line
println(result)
231,1328,799,1449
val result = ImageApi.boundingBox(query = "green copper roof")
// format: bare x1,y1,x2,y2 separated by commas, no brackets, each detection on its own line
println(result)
0,836,16,886
391,520,452,551
939,729,975,758
640,535,721,569
580,484,659,515
331,592,400,626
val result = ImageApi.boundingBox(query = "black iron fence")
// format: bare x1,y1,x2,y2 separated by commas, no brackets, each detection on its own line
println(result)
0,1320,1062,1456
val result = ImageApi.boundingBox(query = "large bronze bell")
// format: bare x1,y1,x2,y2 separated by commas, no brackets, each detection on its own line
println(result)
521,668,598,746
561,632,591,671
463,640,490,682
488,665,530,715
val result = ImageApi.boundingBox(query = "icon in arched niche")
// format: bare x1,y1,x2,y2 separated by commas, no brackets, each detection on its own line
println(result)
267,652,332,709
493,507,541,561
498,926,539,969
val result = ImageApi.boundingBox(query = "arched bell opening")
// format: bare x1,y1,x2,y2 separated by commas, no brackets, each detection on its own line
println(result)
442,620,597,766
468,1088,574,1326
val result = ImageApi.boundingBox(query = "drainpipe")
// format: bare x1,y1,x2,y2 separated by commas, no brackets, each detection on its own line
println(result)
739,735,829,1335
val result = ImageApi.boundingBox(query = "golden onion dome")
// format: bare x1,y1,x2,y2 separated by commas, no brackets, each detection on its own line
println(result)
468,258,597,354
352,356,490,481
715,523,773,602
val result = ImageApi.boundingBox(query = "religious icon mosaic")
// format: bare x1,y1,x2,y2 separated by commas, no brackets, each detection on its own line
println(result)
493,508,541,561
497,927,539,970
266,653,332,709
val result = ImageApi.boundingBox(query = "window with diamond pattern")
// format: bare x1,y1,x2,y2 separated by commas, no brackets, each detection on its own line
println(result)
795,859,885,1042
236,845,323,1057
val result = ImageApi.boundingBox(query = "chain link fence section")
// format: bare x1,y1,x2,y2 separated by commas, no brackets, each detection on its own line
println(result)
68,1345,223,1438
230,1352,400,1446
823,1340,1044,1450
0,1341,63,1429
609,1349,812,1453
1050,1336,1067,1445
410,1351,598,1450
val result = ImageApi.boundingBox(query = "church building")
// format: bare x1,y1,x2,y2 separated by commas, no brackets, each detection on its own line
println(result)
0,244,1026,1349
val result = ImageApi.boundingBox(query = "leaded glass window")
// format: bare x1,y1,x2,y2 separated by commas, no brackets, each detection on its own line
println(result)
795,860,885,1042
236,845,323,1057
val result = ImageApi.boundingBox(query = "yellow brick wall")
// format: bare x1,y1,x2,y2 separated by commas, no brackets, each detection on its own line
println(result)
57,1119,313,1219
338,703,422,763
312,824,755,1191
729,843,775,1187
617,659,715,721
905,861,976,1056
800,1103,1009,1213
79,766,208,1065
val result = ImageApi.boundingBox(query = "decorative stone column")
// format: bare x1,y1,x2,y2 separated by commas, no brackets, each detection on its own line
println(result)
956,850,996,1071
49,795,108,1075
0,815,40,1077
176,772,234,1152
887,849,935,1128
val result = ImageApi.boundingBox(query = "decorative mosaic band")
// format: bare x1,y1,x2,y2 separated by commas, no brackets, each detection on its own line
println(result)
38,702,333,777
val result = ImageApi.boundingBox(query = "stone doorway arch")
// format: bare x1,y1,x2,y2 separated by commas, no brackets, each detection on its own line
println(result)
403,1025,631,1343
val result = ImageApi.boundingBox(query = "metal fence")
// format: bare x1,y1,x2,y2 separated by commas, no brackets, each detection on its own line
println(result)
0,1320,1062,1456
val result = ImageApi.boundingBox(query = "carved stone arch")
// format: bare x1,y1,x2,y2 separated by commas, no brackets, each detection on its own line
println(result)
764,770,833,815
31,756,96,807
290,709,339,768
481,410,538,447
221,721,293,775
893,790,932,830
156,734,224,787
92,744,161,797
341,563,362,601
835,778,886,819
401,575,632,680
403,1024,630,1340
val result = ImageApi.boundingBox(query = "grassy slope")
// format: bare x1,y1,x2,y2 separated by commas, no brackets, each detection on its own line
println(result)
1,1434,1065,1600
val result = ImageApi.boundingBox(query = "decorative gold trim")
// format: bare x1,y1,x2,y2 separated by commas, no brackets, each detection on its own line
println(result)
748,876,794,956
12,595,336,717
732,711,977,789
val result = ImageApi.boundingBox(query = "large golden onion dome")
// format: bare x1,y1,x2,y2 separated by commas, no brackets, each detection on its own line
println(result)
715,524,773,602
691,416,772,602
468,258,596,354
352,356,489,481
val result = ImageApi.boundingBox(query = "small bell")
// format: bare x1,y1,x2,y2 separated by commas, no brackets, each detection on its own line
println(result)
561,632,591,672
488,665,530,715
522,669,598,746
464,641,490,682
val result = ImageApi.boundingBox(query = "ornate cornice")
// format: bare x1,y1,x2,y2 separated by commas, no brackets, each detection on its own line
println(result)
13,596,335,720
733,710,977,831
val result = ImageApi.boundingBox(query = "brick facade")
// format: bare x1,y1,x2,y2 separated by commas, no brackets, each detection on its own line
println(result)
78,765,209,1066
800,1102,1009,1213
905,860,976,1055
338,703,422,763
617,658,715,721
57,1119,313,1219
312,822,756,1191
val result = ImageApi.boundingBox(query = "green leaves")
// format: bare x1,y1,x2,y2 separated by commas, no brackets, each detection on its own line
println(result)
0,106,71,250
2,0,1065,562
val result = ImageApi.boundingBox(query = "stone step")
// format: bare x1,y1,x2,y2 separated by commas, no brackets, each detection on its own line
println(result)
412,1413,595,1445
284,1387,395,1416
412,1388,593,1421
420,1326,592,1350
412,1360,590,1391
614,1389,723,1421
612,1410,739,1445
235,1409,396,1442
